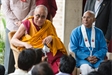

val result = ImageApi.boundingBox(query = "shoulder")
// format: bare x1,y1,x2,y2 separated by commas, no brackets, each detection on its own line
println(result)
71,25,81,34
70,25,81,38
45,20,53,27
94,27,104,34
22,20,30,28
46,20,52,24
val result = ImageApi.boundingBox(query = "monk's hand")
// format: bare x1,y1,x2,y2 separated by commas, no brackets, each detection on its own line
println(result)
24,42,33,49
43,36,52,45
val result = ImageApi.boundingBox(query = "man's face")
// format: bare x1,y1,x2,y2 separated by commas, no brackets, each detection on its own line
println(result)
33,8,47,27
82,12,95,28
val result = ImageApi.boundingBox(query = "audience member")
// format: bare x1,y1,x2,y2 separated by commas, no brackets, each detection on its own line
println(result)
0,65,5,75
98,60,112,75
36,0,57,21
28,48,44,74
1,0,36,74
56,54,76,75
70,10,107,75
84,0,112,43
8,48,36,75
32,62,54,75
11,5,67,74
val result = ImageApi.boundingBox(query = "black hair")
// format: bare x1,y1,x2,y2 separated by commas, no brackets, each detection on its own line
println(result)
32,62,54,75
33,48,43,65
0,65,5,75
18,48,36,71
59,54,76,74
98,60,112,75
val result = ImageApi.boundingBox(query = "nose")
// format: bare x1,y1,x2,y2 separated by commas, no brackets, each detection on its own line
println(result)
38,17,42,21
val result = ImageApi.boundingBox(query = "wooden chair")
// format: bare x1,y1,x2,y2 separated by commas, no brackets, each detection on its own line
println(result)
8,31,20,69
107,52,112,60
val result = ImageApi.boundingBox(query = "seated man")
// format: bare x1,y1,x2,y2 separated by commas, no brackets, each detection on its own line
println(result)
56,54,76,75
9,48,36,75
70,10,107,75
11,5,67,74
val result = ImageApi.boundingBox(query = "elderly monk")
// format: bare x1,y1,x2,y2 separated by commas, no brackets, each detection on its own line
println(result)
11,5,67,74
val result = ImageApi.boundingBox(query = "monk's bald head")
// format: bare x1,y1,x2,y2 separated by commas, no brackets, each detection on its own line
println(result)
34,5,48,16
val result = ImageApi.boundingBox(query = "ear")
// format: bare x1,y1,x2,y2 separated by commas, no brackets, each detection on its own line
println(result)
93,18,96,22
81,17,83,20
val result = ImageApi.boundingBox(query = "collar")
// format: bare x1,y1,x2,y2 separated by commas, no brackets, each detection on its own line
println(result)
56,72,70,75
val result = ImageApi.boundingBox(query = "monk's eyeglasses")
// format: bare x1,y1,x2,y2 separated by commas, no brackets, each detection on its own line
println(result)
35,14,46,19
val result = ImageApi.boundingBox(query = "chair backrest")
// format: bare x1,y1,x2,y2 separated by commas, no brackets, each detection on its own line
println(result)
68,43,75,58
8,31,20,69
8,31,19,52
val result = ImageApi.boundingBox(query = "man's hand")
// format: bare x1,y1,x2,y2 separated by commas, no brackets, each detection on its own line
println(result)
23,42,33,49
87,56,98,64
42,36,52,45
15,21,22,26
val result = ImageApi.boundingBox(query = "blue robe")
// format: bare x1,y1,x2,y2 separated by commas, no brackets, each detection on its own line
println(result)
70,25,107,68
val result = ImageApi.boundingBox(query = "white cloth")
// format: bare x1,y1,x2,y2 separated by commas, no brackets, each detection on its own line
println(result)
80,64,96,75
93,0,103,32
8,69,30,75
42,45,50,56
28,66,34,75
81,25,95,56
56,72,70,75
94,0,103,17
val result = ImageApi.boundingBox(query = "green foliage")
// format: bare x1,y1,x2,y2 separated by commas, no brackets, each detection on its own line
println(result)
1,18,6,28
0,10,6,65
